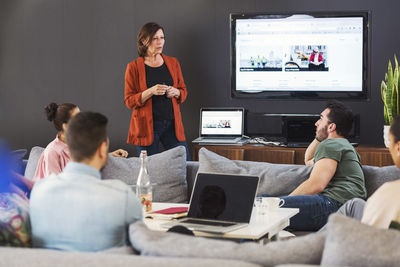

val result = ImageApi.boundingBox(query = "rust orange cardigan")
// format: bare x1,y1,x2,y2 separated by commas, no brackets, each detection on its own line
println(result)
124,54,188,146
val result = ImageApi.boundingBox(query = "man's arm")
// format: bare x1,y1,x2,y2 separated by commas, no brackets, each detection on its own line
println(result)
304,139,320,166
289,158,337,196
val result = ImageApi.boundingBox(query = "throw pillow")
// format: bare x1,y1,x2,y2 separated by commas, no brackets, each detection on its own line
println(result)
362,165,400,198
321,214,400,266
24,146,45,179
10,149,27,175
129,221,325,266
102,146,187,203
198,148,312,196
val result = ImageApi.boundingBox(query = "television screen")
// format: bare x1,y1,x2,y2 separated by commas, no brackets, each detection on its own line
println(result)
231,12,370,99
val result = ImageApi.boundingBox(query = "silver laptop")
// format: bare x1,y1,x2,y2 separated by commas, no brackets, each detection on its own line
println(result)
192,108,248,145
161,172,260,234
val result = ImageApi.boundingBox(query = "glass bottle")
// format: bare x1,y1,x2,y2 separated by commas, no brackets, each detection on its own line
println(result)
136,150,152,212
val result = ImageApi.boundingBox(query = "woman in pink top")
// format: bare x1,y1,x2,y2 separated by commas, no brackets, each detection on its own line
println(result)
33,103,128,181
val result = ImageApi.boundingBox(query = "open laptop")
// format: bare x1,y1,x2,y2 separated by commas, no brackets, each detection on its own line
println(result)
192,107,248,145
161,172,260,234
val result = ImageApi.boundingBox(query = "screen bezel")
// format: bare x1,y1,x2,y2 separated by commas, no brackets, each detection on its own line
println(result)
230,11,371,100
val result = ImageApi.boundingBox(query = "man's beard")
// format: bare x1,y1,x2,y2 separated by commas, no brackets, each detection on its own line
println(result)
315,125,329,142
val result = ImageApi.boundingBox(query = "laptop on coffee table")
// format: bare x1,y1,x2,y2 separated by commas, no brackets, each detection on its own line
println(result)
161,172,259,234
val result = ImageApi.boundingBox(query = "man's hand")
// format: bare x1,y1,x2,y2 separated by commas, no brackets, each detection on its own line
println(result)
111,149,128,158
304,139,320,165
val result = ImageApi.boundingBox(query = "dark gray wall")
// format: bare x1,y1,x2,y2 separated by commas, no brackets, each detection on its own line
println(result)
1,0,399,156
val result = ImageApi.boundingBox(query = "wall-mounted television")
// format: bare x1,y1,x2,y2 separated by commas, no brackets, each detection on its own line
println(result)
230,11,370,100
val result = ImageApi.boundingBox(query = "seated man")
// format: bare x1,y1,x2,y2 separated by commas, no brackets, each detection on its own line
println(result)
280,100,366,231
30,112,142,251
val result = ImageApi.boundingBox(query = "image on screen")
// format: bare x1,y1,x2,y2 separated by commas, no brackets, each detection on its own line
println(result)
201,110,243,135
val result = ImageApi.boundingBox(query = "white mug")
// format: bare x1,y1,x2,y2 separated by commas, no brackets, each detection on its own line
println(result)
263,197,285,212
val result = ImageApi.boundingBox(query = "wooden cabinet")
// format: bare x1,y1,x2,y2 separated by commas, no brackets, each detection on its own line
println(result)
193,144,394,167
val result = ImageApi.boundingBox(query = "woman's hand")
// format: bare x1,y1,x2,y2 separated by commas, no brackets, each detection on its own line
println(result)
166,86,181,98
151,84,168,96
111,149,128,158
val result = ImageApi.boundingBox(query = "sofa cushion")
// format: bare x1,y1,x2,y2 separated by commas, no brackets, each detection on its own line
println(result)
362,165,400,198
198,148,312,196
24,147,45,179
321,214,400,267
0,247,259,267
102,146,188,203
129,221,325,266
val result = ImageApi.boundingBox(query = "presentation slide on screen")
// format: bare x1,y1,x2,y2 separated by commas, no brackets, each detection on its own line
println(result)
235,16,364,92
201,111,243,135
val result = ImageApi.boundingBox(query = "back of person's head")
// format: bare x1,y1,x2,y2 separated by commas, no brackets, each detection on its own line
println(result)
137,22,164,57
390,115,400,142
66,112,108,162
325,100,354,137
45,102,77,131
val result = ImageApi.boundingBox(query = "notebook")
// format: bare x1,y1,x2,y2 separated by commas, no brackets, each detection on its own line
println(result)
161,172,260,233
192,108,248,145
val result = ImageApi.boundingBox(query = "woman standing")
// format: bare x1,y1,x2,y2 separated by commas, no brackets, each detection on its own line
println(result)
124,22,190,159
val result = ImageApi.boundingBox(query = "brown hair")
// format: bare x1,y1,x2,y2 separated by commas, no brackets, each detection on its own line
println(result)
66,112,108,162
137,22,164,57
44,102,77,132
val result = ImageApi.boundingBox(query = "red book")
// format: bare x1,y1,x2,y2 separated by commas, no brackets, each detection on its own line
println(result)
151,207,188,214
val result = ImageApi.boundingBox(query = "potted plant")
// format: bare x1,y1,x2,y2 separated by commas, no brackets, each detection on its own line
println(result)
381,55,400,147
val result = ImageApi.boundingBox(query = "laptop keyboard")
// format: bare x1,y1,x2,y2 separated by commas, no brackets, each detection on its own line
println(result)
182,219,236,227
199,138,240,143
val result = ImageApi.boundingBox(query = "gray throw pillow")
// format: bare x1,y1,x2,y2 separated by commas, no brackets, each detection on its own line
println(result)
102,146,187,203
129,221,325,266
321,214,400,267
24,146,45,179
198,148,312,196
362,165,400,198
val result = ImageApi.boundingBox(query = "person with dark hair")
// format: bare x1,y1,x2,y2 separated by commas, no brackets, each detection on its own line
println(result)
29,112,142,251
33,102,128,181
276,100,366,231
124,22,190,160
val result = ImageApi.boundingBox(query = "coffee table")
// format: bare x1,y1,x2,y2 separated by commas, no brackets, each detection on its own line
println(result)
144,202,299,243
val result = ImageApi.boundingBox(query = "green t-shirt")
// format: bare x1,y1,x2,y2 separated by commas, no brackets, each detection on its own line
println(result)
314,138,367,204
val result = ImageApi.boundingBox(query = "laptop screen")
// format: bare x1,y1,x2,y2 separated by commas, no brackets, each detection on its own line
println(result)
200,108,244,137
188,173,259,223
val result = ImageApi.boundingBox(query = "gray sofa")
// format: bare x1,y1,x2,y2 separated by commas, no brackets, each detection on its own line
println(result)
2,146,400,267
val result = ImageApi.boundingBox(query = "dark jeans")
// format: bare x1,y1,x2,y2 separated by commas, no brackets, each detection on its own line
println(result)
279,194,342,231
137,120,191,161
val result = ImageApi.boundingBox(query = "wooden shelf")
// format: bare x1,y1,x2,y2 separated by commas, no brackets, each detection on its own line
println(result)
193,144,394,167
